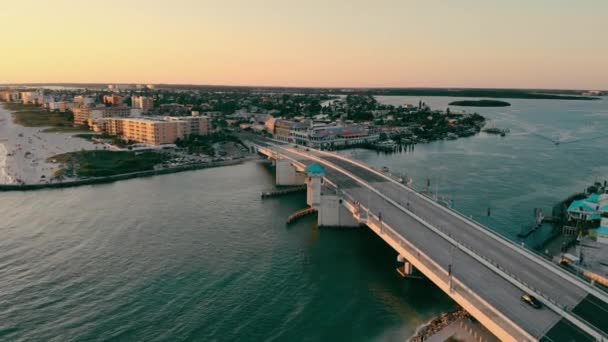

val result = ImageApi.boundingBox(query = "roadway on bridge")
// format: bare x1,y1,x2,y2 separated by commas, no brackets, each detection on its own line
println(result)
256,140,608,341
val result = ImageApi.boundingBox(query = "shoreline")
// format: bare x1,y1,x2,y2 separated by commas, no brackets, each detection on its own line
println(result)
0,102,259,190
409,307,469,342
0,103,98,185
0,157,255,192
0,141,15,184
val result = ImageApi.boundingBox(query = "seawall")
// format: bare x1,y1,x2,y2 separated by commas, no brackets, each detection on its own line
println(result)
0,159,244,191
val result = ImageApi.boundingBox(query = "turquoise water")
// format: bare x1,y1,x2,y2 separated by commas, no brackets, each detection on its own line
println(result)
0,162,452,342
1,96,607,341
366,96,608,246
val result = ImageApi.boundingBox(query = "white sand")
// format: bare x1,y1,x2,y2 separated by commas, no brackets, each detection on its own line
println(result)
0,104,99,185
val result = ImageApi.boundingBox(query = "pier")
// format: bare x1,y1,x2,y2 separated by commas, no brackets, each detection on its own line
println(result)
261,185,307,198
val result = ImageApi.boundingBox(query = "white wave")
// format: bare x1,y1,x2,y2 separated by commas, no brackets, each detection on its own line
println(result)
0,143,15,184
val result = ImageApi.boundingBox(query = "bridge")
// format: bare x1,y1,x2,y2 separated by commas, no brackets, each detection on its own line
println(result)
249,138,608,342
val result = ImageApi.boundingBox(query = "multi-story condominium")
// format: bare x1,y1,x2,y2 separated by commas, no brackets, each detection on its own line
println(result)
73,105,132,125
103,94,123,106
165,115,211,136
89,114,210,145
131,96,154,111
92,117,180,145
20,90,44,105
73,96,95,105
116,118,180,145
48,101,73,112
0,90,20,102
273,119,296,142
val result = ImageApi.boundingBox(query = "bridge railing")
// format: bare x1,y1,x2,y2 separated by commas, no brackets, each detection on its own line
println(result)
343,196,534,341
434,195,608,294
336,186,607,341
338,151,608,296
263,141,608,339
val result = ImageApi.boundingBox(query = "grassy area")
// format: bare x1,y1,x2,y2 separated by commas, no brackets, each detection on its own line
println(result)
12,110,73,127
48,150,170,178
42,126,89,133
2,102,42,111
73,133,103,141
175,131,242,155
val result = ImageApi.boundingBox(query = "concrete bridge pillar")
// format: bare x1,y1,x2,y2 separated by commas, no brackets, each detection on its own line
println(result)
397,254,415,277
276,159,305,186
305,163,359,228
317,192,360,228
306,174,322,208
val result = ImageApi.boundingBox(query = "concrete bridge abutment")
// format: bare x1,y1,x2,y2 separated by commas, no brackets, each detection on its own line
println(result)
275,159,306,186
317,192,360,228
397,254,416,277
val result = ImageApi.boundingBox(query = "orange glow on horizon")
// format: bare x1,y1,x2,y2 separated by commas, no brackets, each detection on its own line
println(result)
1,0,607,89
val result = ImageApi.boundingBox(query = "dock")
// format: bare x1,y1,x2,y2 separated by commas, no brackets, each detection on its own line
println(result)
286,207,317,224
261,185,306,198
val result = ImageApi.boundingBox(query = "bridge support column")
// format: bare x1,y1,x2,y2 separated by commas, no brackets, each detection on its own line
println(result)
396,255,416,277
317,193,360,228
306,174,322,208
276,159,305,186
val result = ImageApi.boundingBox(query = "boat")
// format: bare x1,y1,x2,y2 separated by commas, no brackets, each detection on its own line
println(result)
381,166,389,172
483,127,510,135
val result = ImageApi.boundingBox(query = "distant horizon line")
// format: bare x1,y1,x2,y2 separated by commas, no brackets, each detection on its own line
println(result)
0,82,605,92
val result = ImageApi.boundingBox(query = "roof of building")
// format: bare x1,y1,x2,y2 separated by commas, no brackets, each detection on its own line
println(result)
595,227,608,235
587,193,600,203
339,132,369,138
568,199,598,213
305,163,326,175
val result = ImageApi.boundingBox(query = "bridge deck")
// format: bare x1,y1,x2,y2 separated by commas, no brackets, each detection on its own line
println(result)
315,154,608,335
260,142,608,341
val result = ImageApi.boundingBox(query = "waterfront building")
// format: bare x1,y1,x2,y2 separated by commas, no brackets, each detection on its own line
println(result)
165,114,211,136
89,114,210,145
295,123,379,148
73,105,132,126
0,90,20,102
20,90,43,105
48,101,73,112
595,219,608,244
567,193,608,221
113,117,181,145
269,118,378,147
273,119,295,142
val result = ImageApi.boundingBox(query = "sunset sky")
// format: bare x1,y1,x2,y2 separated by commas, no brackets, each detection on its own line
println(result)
1,0,607,89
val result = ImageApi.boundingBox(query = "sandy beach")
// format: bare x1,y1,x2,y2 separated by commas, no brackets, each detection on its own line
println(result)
0,104,98,185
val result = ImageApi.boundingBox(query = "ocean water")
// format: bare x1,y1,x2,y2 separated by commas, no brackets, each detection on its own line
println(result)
1,96,607,341
0,162,452,342
365,96,608,247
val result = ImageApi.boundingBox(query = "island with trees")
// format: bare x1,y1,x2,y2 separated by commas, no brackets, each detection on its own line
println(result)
449,99,511,107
